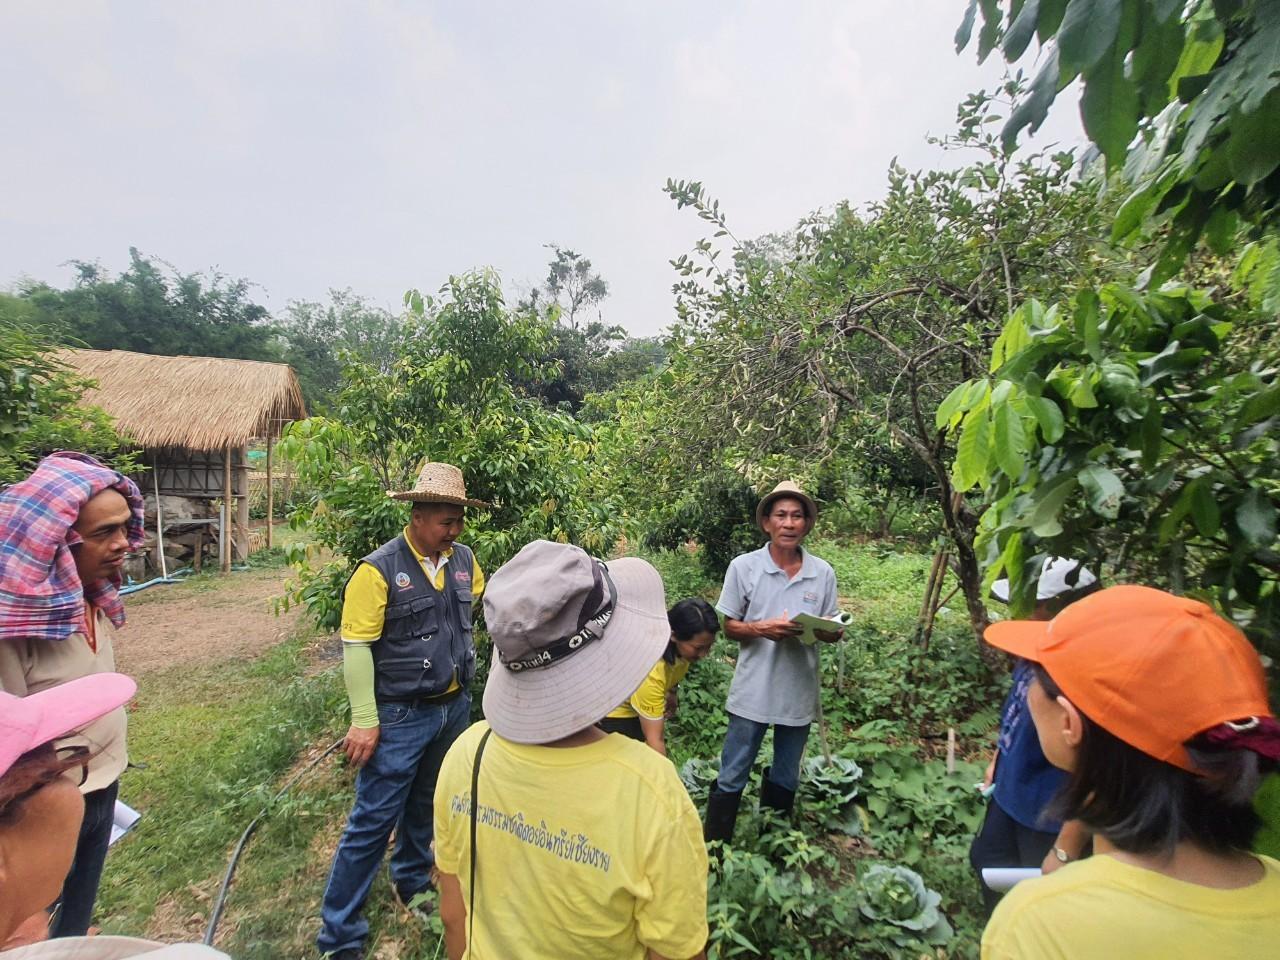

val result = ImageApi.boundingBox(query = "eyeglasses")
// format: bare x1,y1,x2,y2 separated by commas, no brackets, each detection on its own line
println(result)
55,745,91,787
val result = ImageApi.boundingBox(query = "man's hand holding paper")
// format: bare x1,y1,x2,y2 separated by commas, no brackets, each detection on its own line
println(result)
790,610,852,645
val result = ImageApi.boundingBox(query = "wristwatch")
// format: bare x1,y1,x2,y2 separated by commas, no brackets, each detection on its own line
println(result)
1053,846,1072,863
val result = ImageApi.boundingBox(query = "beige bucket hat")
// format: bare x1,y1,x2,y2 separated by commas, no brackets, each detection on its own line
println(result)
388,461,488,508
482,541,669,744
756,480,817,532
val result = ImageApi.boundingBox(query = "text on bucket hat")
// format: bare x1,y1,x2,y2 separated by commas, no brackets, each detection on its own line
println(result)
387,462,488,508
0,673,137,779
991,556,1098,603
755,481,817,533
481,541,669,744
984,585,1272,772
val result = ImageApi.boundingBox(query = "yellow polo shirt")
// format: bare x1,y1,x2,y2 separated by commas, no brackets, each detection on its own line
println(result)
340,531,485,724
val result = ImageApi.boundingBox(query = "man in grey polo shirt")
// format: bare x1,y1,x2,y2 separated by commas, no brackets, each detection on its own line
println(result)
703,481,842,849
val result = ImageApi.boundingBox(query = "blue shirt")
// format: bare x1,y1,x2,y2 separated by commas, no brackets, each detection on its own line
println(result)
992,660,1067,832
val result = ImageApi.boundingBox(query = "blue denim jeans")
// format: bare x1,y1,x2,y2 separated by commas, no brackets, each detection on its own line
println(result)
715,712,811,794
317,692,471,955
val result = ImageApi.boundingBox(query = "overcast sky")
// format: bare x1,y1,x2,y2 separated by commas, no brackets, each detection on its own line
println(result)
0,1,1083,337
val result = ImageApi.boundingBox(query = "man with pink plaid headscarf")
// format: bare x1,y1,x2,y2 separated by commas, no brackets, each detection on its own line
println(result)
0,451,145,944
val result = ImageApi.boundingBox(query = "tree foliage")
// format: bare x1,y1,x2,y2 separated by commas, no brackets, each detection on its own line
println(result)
529,244,610,330
276,289,406,409
600,89,1123,635
19,248,283,363
517,246,665,412
962,0,1280,294
0,319,136,485
945,280,1280,662
278,271,625,630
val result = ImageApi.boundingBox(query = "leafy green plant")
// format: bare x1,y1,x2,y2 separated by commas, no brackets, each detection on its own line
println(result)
943,284,1279,658
963,0,1280,296
0,318,136,484
801,755,865,836
858,864,953,944
679,757,720,806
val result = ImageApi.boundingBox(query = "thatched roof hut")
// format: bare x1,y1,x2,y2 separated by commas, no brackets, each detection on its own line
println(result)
57,348,306,451
57,348,308,569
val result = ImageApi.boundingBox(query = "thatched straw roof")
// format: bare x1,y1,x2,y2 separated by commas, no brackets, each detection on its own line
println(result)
57,348,307,451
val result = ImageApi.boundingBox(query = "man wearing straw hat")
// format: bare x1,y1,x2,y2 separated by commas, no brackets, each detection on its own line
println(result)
318,463,487,960
431,540,708,959
703,480,842,851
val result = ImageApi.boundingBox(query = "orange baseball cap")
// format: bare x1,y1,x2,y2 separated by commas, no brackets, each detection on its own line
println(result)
984,585,1272,773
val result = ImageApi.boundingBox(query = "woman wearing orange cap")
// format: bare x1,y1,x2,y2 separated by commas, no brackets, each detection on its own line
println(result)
981,585,1280,959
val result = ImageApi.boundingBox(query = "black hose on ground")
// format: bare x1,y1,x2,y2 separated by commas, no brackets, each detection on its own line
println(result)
203,738,345,946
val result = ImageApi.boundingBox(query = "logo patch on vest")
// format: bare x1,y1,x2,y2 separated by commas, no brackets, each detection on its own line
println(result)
454,568,471,584
394,571,412,589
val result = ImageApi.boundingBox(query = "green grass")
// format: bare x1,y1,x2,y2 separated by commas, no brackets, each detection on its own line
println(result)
98,630,345,942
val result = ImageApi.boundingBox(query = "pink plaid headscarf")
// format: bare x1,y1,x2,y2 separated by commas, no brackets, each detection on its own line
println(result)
0,451,145,642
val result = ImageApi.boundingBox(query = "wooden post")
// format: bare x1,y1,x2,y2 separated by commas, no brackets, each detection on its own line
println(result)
234,444,250,561
266,433,274,549
222,446,232,573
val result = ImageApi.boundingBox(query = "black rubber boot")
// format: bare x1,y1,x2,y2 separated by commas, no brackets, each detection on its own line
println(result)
760,769,796,818
703,785,744,854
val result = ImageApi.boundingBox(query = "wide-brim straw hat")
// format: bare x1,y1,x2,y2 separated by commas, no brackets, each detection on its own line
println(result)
388,461,488,508
756,480,818,532
482,542,669,744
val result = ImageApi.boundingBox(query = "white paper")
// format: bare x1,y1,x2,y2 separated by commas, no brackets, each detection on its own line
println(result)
789,610,853,645
109,800,142,846
981,867,1041,892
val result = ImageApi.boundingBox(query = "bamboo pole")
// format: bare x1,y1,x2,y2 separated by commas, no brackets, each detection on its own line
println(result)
222,446,232,573
266,433,274,549
235,444,250,561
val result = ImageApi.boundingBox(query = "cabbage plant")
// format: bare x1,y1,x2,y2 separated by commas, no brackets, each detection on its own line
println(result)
857,864,953,945
802,755,864,835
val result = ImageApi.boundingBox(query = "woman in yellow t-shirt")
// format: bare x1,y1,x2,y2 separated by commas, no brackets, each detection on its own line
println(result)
599,598,719,755
980,585,1280,960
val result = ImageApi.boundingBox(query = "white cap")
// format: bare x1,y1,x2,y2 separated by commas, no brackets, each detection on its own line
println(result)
991,557,1097,603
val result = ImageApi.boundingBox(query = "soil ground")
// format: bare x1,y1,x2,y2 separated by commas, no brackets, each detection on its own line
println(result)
115,566,305,675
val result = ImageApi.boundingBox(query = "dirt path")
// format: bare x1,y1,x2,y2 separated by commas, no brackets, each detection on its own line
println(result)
114,566,311,675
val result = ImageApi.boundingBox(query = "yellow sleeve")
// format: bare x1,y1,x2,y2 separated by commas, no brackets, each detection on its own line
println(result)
629,660,671,720
340,563,388,643
471,555,485,599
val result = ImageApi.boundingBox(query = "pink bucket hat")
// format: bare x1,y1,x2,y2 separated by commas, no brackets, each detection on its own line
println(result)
0,673,137,777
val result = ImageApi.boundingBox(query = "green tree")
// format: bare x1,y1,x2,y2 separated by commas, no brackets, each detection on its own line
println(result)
519,246,663,412
19,248,282,363
619,90,1122,635
277,289,405,408
530,244,610,330
0,318,135,485
961,0,1280,291
943,280,1279,662
279,271,624,630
